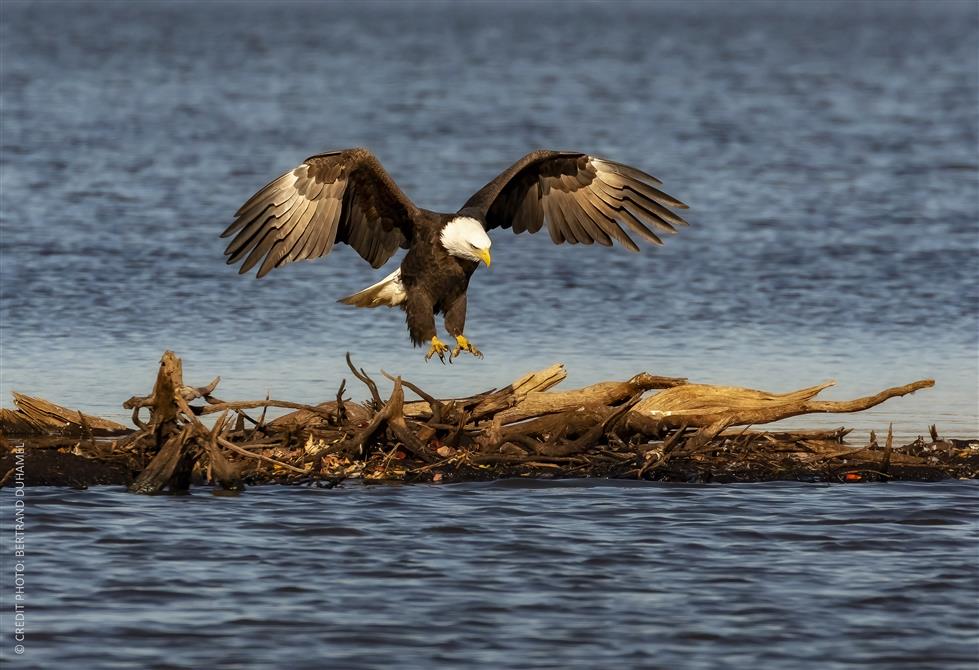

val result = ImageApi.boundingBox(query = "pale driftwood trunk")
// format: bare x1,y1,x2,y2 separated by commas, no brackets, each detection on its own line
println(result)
624,379,935,434
8,393,128,435
493,373,686,425
125,351,198,493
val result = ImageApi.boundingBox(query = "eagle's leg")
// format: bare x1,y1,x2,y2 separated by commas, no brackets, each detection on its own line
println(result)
407,292,449,363
445,294,483,360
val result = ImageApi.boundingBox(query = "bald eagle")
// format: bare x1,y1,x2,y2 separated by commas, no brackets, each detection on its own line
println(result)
222,148,688,362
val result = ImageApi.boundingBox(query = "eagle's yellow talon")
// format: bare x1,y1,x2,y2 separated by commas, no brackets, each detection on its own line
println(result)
451,335,483,360
425,336,450,363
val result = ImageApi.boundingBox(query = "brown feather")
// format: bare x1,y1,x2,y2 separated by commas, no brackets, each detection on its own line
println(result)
466,150,687,253
223,148,415,277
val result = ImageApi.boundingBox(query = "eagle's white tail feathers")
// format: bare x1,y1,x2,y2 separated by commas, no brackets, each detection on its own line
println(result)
338,269,407,308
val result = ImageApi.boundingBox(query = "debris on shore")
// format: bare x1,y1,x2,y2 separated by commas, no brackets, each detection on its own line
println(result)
1,351,975,492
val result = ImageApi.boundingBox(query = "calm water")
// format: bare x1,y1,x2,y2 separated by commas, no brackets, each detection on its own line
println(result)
0,481,977,669
1,1,977,667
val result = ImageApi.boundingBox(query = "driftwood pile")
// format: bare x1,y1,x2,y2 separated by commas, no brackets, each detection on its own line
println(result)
1,351,976,491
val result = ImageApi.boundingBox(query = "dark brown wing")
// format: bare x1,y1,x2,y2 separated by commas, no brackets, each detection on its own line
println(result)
222,148,418,277
463,150,688,251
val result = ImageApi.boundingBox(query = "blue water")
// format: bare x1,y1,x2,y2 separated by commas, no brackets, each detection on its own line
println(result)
0,1,977,667
1,481,977,669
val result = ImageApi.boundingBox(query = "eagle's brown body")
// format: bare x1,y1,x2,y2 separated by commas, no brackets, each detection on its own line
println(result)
398,211,478,346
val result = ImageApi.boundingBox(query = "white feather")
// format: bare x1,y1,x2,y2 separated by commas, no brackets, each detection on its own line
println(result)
440,217,491,262
338,268,406,308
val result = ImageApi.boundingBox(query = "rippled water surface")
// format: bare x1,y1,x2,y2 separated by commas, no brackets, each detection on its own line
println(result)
1,481,977,669
1,2,977,667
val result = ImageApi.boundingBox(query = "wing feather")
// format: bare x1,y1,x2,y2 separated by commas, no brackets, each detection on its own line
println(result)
564,189,610,245
573,194,616,247
616,205,664,246
596,167,687,209
595,159,664,185
222,148,417,276
314,191,343,258
289,201,326,264
226,186,295,237
233,172,295,218
589,173,678,237
541,196,567,244
551,191,588,244
578,188,642,251
238,227,279,275
227,195,306,261
464,150,687,252
258,195,319,278
511,187,541,234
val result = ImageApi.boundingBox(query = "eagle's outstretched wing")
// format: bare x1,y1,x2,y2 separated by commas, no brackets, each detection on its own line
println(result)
463,150,688,251
222,148,418,277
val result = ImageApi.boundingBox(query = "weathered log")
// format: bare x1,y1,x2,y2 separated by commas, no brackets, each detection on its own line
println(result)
403,363,568,420
626,379,934,431
268,400,371,431
6,393,128,436
533,393,646,457
0,407,46,435
494,373,685,426
498,406,611,446
124,351,185,425
126,351,199,493
129,425,196,494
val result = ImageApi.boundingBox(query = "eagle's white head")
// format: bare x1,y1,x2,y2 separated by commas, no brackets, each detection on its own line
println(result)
440,216,492,266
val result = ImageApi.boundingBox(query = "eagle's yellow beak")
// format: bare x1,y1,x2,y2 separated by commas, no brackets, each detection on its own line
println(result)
477,248,492,267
